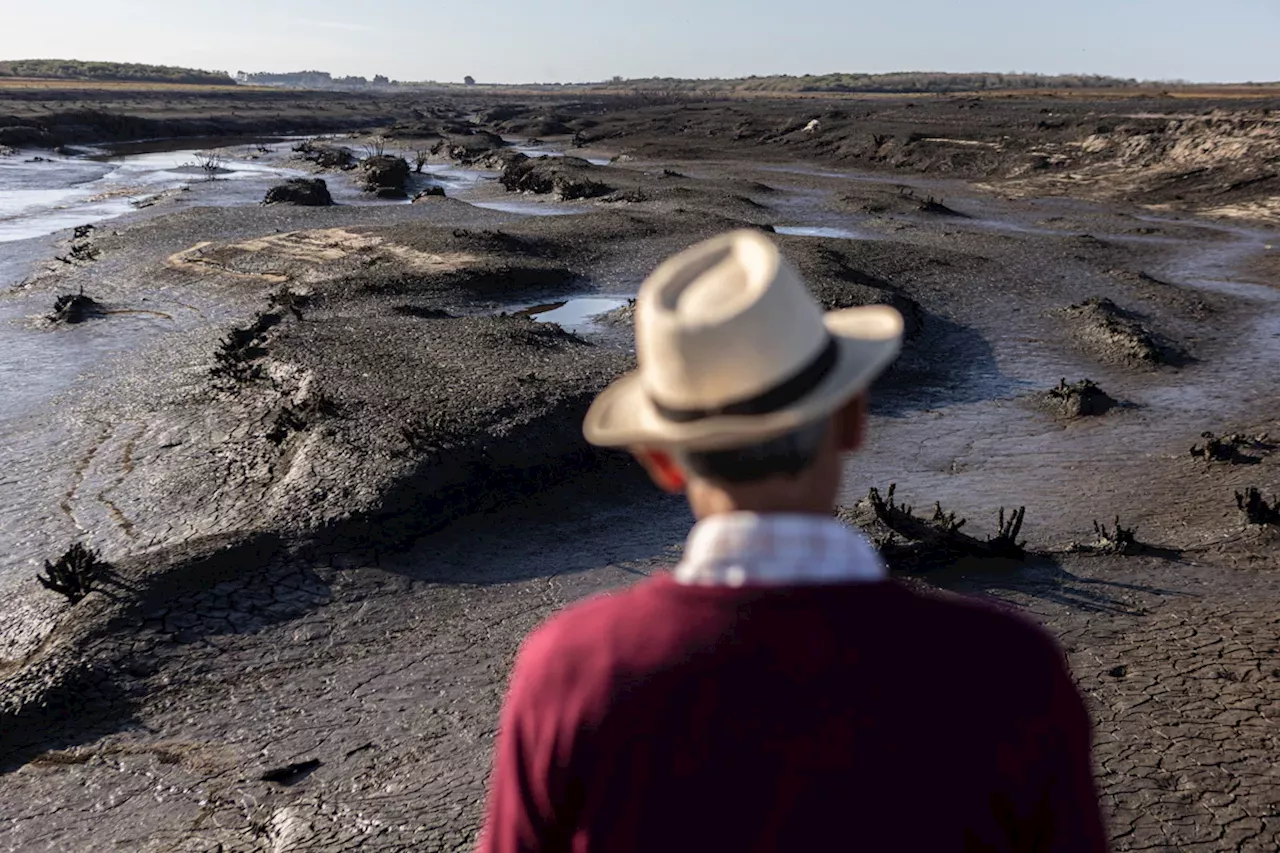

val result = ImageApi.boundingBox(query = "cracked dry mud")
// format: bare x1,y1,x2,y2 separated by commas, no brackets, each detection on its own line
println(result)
2,491,1277,852
3,92,1280,852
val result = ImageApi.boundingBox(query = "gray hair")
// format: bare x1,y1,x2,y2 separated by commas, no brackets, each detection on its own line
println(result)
677,419,829,484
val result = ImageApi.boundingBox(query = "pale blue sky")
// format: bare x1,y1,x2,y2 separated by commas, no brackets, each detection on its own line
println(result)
3,0,1277,84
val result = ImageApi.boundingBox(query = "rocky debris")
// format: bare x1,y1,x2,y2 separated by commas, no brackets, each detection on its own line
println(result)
37,544,109,604
0,144,14,156
263,178,334,206
360,155,411,198
48,292,103,323
1044,378,1117,417
500,154,612,200
293,140,357,170
840,484,1027,570
1235,488,1280,526
1190,431,1275,464
412,185,446,201
1060,297,1186,367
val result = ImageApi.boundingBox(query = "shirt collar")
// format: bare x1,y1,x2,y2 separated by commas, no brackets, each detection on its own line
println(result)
673,512,887,587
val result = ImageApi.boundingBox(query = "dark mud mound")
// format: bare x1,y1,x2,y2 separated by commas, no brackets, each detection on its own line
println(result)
48,292,103,324
292,140,356,170
360,155,410,198
412,186,446,201
266,312,628,545
1041,378,1117,418
263,178,333,206
1060,297,1188,368
500,154,612,200
777,239,924,338
432,130,507,164
640,185,774,223
1108,269,1220,320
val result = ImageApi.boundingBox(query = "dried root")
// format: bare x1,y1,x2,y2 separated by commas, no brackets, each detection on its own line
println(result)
988,506,1027,558
1082,516,1143,556
866,484,1027,563
1235,488,1280,526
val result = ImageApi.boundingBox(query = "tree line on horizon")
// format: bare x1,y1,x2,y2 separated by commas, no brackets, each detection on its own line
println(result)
2,61,1263,92
235,70,399,89
605,71,1147,93
0,59,235,85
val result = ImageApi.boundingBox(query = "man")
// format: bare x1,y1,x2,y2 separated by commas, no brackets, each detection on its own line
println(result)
478,230,1107,852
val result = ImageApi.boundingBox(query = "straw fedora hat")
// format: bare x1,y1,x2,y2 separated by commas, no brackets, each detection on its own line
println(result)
583,229,903,451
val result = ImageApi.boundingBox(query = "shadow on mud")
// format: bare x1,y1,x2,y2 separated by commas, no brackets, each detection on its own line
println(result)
871,313,1015,416
917,554,1191,616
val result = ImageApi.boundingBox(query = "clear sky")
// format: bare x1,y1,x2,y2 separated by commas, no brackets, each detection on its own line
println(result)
3,0,1277,84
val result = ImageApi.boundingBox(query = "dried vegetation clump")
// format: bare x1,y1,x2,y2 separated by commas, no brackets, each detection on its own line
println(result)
1190,431,1275,464
1071,516,1145,556
1235,488,1280,526
856,483,1027,569
36,543,109,604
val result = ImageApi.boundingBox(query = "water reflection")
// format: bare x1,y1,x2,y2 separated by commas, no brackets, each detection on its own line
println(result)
517,297,630,329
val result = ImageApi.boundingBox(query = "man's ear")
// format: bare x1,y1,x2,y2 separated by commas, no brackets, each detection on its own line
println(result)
631,447,688,494
835,393,868,453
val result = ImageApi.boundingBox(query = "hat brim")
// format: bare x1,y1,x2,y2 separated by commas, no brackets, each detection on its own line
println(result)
582,304,904,451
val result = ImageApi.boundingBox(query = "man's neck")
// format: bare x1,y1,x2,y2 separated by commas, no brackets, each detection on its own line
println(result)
687,479,836,519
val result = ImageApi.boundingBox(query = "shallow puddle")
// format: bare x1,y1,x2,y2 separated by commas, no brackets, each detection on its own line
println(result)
517,297,630,329
471,200,584,216
509,144,611,166
774,225,869,239
0,143,310,242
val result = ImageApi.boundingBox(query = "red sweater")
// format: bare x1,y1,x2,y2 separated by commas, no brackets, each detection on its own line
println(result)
478,575,1107,853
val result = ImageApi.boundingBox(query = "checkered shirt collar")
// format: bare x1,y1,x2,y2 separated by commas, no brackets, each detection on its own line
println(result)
673,512,887,587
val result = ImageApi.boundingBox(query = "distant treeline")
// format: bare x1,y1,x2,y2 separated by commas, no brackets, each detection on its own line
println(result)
601,72,1144,94
232,70,1151,94
236,70,396,89
0,59,235,85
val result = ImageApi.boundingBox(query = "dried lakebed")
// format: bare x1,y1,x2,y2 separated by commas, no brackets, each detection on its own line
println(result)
1,139,1278,852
